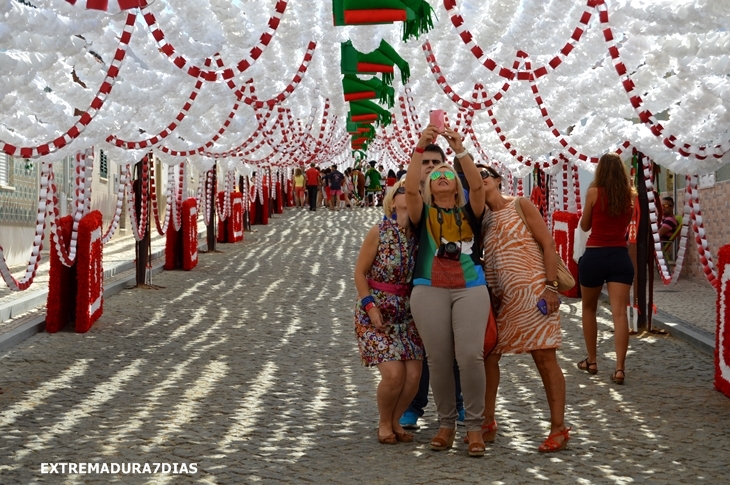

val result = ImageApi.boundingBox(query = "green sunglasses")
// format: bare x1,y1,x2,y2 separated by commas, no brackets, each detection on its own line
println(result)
429,170,456,181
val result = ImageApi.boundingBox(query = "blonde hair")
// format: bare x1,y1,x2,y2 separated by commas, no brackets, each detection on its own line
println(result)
383,179,406,218
422,166,466,208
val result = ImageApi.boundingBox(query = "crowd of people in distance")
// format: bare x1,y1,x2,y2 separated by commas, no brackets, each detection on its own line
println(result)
353,122,638,457
293,161,409,211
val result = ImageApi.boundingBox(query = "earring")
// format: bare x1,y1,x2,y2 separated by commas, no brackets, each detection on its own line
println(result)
391,211,397,220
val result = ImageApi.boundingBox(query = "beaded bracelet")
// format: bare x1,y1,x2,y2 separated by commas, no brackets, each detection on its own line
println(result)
361,295,376,309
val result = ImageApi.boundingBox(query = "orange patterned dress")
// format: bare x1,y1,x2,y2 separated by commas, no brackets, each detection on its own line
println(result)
481,200,562,354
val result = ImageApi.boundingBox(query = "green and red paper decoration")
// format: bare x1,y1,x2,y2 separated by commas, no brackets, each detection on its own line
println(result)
341,39,410,86
349,99,392,127
342,74,395,107
332,0,434,42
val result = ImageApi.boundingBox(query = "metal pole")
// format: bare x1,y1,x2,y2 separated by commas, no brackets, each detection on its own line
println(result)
206,163,217,252
134,156,150,286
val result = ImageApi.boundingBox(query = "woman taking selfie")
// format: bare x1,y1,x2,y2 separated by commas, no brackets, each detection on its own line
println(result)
577,153,635,385
353,180,423,445
405,122,489,457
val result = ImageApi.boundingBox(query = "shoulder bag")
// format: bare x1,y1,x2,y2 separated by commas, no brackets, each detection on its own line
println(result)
513,198,575,292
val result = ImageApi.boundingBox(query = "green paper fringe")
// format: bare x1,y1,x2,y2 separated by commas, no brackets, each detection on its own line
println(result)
402,1,435,42
381,71,394,87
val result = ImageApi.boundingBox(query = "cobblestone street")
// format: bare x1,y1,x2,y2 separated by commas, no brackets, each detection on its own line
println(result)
0,208,729,484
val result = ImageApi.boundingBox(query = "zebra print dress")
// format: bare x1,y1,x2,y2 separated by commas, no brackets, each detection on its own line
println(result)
482,201,562,354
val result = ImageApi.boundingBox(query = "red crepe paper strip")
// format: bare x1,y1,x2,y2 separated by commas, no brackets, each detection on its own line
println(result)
75,211,104,333
142,0,288,82
552,211,581,298
46,216,76,333
66,0,147,11
182,199,198,271
164,221,181,270
344,9,407,24
715,244,730,398
0,13,136,159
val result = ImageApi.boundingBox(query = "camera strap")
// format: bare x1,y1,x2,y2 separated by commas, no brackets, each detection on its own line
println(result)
435,206,462,249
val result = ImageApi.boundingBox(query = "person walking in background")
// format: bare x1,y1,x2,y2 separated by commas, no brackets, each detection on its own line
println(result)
659,196,678,242
305,163,320,211
354,165,366,206
405,123,489,457
365,161,382,207
479,164,570,452
396,163,407,181
293,167,306,208
577,153,636,385
327,165,345,211
354,180,424,445
386,169,397,189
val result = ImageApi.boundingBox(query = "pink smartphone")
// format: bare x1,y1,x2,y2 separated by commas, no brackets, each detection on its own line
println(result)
429,109,445,133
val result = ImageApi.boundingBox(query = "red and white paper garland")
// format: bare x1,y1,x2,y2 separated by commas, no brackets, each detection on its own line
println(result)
0,13,137,159
141,0,287,83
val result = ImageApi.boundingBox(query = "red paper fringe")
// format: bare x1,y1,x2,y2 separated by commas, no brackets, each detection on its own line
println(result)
715,244,730,397
75,211,103,333
182,198,198,271
46,216,76,333
552,210,581,298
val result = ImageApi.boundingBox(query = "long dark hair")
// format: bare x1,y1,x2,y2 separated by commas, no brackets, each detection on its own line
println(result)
590,153,633,217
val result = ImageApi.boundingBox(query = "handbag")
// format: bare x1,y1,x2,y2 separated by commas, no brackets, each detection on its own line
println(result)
573,226,590,264
513,198,576,292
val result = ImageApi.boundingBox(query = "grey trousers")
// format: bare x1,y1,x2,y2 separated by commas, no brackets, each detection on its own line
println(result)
411,285,490,431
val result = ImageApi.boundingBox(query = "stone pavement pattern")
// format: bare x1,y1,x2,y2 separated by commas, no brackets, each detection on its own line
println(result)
0,208,728,484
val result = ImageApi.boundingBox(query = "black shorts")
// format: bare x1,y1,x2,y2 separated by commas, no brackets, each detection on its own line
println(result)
578,247,634,288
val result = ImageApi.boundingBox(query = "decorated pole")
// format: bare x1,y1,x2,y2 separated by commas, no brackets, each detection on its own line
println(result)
207,163,217,252
635,152,649,330
134,155,151,286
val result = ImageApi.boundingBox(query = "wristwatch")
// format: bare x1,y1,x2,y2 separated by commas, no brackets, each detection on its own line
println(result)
546,280,559,289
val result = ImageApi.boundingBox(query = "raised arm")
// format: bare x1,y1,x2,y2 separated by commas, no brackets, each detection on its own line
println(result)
406,124,439,226
441,126,484,218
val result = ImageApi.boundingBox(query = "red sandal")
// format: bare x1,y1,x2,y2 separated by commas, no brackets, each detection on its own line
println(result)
538,427,571,453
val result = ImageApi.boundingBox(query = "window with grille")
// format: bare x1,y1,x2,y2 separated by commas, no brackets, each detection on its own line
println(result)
99,149,108,180
0,154,13,187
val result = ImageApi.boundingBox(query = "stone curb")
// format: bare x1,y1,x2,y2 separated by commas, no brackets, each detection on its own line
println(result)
0,242,207,354
600,289,715,356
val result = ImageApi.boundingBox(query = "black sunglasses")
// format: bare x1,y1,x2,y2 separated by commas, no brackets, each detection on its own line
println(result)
480,170,497,179
395,187,406,194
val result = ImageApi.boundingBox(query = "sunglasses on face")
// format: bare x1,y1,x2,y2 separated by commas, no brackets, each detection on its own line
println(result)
430,170,456,181
480,170,496,179
422,158,443,166
395,187,406,194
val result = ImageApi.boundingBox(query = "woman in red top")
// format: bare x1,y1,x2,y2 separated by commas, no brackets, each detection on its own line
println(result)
577,153,635,385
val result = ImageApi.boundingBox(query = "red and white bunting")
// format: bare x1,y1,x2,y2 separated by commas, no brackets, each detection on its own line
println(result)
0,13,136,159
102,164,130,244
141,0,287,82
65,0,146,12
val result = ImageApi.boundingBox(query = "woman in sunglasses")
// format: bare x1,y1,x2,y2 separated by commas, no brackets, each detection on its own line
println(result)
354,179,424,445
404,123,489,457
478,165,569,452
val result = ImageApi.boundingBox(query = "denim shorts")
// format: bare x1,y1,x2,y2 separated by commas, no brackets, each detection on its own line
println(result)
578,247,634,288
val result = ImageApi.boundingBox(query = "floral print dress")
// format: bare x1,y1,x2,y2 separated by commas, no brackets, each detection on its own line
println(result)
354,218,424,367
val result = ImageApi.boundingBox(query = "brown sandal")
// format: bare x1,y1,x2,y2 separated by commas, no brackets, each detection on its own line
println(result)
463,420,498,443
395,431,413,443
467,432,486,457
577,358,598,375
611,369,625,385
378,433,397,444
429,429,456,451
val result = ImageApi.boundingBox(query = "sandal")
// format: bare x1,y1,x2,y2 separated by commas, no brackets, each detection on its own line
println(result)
429,428,456,451
395,431,413,443
463,420,498,443
466,431,486,457
611,369,625,385
378,433,397,445
577,358,598,375
538,427,571,453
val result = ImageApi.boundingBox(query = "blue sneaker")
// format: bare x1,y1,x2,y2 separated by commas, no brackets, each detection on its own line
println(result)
457,408,466,427
399,411,420,430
